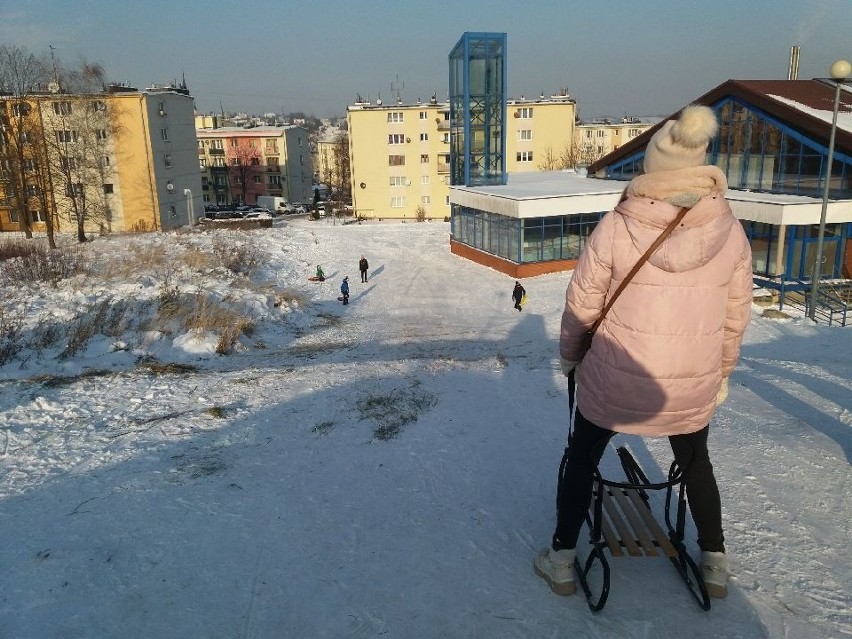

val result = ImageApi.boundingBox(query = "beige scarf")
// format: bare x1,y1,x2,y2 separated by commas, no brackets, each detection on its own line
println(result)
624,165,728,208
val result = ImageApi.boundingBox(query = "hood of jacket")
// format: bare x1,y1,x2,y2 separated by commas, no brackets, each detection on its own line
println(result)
615,165,734,274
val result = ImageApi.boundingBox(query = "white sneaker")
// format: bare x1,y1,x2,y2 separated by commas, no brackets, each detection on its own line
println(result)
534,548,576,595
701,551,729,598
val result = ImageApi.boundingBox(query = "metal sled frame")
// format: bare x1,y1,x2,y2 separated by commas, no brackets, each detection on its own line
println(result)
572,445,712,612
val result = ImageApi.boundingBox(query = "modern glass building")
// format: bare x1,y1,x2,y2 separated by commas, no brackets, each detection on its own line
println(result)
599,80,852,282
450,77,852,284
449,32,507,188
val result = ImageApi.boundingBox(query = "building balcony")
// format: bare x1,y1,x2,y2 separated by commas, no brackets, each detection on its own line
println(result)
437,162,450,174
208,148,225,156
436,119,450,131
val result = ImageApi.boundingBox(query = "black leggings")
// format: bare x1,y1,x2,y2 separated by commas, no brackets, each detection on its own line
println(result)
553,409,725,553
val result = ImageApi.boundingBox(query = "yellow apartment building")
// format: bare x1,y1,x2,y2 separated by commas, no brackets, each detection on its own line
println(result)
196,126,313,206
0,84,202,234
347,92,577,220
574,116,656,167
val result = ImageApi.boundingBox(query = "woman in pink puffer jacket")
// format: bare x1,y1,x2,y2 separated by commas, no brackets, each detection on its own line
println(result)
535,105,752,600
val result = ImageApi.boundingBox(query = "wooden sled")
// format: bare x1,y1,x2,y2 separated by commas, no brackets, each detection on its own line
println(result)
570,445,712,612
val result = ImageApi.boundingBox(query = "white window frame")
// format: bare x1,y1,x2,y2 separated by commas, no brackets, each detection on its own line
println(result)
518,107,533,119
421,175,430,185
52,101,72,116
390,196,406,208
420,133,428,142
389,176,406,187
388,133,405,145
161,128,169,142
387,111,404,123
516,151,533,162
421,195,430,204
518,129,532,141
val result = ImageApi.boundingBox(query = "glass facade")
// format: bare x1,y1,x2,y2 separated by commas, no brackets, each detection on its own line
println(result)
449,33,507,187
452,205,604,263
742,220,851,279
607,99,852,199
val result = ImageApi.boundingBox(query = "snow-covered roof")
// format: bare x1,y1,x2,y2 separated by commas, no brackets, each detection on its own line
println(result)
451,170,852,225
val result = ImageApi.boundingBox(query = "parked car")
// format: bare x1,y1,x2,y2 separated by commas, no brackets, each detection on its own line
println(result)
245,210,272,219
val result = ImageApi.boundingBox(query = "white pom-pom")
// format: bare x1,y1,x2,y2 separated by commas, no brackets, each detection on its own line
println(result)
670,105,718,148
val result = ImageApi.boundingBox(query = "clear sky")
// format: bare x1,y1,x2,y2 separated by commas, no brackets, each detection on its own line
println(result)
2,0,849,120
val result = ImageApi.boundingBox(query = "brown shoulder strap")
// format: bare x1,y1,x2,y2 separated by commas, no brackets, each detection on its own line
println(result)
589,207,688,335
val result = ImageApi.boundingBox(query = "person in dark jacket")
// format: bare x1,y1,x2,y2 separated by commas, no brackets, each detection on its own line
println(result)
340,276,350,305
512,281,526,311
359,256,369,282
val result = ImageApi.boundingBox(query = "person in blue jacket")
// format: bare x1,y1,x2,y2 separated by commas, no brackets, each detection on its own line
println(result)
340,276,350,305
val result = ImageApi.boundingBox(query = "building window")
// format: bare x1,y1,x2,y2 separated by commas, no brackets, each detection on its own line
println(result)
91,100,106,112
101,155,110,167
518,129,532,141
420,133,428,142
103,183,114,194
214,158,225,167
585,130,593,139
441,133,450,144
268,175,281,187
419,111,427,120
387,111,404,123
388,133,405,145
52,101,72,116
421,196,430,204
60,156,78,170
596,130,605,138
267,156,279,168
420,154,429,164
518,107,533,119
388,155,405,166
253,175,262,184
169,205,176,217
389,176,406,187
26,184,40,197
230,139,238,147
56,130,77,144
421,175,430,185
164,154,172,167
211,139,223,149
265,141,278,153
30,209,46,222
160,128,169,142
390,196,406,207
516,151,533,162
12,104,28,117
199,158,207,169
96,129,107,140
250,157,260,165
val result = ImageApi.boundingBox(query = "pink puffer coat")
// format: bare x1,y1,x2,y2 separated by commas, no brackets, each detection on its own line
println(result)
560,167,752,436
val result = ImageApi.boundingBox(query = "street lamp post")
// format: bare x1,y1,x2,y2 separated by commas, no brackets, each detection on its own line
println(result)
809,59,851,320
183,188,194,225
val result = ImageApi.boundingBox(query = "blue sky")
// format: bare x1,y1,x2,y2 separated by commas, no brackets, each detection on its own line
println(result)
2,0,849,119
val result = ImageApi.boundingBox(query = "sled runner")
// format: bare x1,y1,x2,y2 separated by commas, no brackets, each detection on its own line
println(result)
568,446,712,612
562,370,711,613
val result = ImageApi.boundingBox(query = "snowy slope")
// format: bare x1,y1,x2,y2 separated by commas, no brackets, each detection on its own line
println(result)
0,218,849,638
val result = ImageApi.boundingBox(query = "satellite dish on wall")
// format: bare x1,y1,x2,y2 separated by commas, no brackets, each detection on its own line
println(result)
47,81,60,94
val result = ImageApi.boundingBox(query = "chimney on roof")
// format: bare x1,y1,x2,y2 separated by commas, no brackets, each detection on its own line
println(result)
788,45,800,80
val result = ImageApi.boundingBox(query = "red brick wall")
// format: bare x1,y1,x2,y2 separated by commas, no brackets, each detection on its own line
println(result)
449,239,576,278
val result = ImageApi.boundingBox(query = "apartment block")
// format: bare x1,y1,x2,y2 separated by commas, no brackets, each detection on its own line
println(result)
0,84,202,234
196,125,312,206
347,93,577,220
574,117,656,167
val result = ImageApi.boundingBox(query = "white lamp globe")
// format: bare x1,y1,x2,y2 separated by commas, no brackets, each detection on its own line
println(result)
829,59,851,80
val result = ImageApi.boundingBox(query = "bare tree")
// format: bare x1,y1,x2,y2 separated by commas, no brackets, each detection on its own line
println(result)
327,132,351,215
227,143,262,205
538,142,585,171
0,44,49,239
40,92,118,242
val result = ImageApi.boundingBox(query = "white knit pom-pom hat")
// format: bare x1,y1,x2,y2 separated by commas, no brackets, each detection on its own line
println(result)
642,105,719,173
